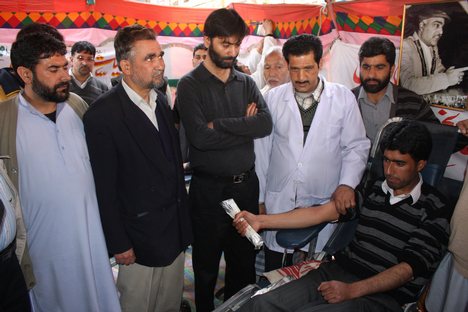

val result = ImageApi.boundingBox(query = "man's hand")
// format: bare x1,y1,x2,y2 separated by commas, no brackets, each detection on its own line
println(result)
237,62,252,75
456,119,468,137
233,211,260,235
318,280,356,304
446,67,465,86
246,102,258,117
331,185,355,215
207,121,214,129
263,19,274,36
114,248,136,265
256,38,264,54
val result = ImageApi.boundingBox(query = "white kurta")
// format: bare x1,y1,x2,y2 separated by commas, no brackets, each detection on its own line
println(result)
250,36,282,90
255,80,370,253
16,94,121,312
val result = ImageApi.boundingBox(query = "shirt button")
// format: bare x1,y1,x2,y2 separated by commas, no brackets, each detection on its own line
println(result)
298,163,302,168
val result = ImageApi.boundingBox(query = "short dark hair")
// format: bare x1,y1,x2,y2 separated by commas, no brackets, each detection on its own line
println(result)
282,34,322,64
193,43,207,57
380,121,432,162
404,5,451,37
16,23,64,42
114,25,156,69
359,37,396,65
71,41,96,56
11,32,67,71
203,8,249,41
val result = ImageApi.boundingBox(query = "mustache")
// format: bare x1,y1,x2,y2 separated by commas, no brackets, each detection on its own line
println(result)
363,78,380,83
55,82,70,89
152,70,164,77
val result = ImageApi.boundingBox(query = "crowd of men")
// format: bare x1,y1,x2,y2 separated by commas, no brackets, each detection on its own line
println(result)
0,5,467,312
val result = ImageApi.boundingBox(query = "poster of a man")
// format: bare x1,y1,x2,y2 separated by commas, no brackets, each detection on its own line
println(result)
399,2,468,109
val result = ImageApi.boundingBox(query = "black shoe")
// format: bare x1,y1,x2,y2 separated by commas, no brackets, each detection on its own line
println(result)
180,299,191,312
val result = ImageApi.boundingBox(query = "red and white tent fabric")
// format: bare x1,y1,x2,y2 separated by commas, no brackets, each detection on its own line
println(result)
0,0,466,178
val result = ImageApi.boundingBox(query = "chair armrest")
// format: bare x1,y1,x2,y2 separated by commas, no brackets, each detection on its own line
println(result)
276,190,362,253
276,223,327,250
322,218,359,255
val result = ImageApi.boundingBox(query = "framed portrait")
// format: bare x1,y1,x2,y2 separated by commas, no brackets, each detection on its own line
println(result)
398,1,468,111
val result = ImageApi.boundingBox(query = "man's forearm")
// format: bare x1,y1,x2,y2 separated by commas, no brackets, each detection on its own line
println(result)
348,262,413,299
258,202,338,230
213,110,272,138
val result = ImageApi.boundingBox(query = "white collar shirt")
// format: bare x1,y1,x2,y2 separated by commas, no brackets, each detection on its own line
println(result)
381,173,423,205
69,69,93,89
122,79,159,130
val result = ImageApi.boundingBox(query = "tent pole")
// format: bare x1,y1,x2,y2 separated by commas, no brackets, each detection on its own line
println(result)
326,0,341,40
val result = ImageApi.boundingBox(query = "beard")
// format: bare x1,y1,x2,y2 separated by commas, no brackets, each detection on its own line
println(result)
208,46,236,69
32,75,70,103
361,73,391,94
130,67,165,90
151,71,165,90
147,70,165,90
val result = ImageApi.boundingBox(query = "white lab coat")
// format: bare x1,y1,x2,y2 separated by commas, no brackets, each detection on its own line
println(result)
255,79,370,253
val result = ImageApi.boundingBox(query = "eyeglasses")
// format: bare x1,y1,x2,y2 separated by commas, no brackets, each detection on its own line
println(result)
76,55,95,62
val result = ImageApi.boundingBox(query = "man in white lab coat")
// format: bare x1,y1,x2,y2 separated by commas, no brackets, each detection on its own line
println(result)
255,34,370,271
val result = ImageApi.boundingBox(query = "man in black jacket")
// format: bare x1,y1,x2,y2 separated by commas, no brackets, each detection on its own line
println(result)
84,25,192,312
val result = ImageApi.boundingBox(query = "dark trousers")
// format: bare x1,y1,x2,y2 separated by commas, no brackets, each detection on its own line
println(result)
0,243,31,312
239,261,402,312
190,173,259,312
264,245,293,272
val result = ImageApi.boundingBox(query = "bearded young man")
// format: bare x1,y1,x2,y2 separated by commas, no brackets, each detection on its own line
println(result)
175,8,272,312
84,25,192,312
352,37,438,143
0,31,120,311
